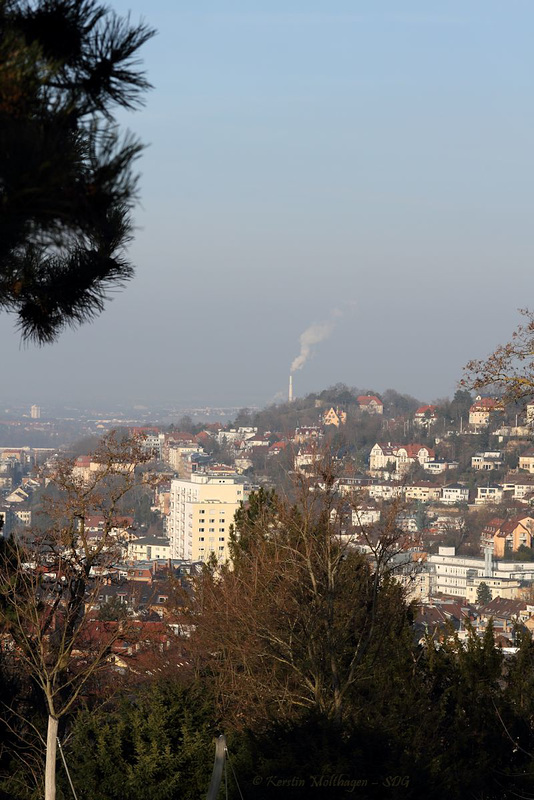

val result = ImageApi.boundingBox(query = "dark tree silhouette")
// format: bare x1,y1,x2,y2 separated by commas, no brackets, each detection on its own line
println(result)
0,0,155,343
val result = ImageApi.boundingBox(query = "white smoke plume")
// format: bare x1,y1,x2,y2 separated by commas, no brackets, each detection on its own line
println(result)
290,310,342,373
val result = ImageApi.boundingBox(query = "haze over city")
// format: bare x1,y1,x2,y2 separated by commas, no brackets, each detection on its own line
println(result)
2,0,533,409
5,4,534,797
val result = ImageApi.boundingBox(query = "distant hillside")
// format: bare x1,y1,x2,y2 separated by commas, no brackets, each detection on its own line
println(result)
233,384,421,435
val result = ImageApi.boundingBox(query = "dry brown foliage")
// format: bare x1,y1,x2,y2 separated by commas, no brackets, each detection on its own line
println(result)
464,309,534,405
190,470,414,731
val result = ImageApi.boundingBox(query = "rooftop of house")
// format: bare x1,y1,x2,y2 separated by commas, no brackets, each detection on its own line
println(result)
470,397,504,411
358,395,382,405
479,597,527,618
130,536,171,547
415,405,437,415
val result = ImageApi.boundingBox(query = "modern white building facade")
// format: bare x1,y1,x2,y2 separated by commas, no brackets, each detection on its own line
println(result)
421,546,534,601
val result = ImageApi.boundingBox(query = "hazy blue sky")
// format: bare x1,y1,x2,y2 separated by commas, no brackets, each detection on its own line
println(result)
2,1,533,408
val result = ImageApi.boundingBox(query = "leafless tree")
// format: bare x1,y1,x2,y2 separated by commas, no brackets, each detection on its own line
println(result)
0,432,152,800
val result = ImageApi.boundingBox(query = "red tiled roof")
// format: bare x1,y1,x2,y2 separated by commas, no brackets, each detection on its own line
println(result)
415,405,437,415
470,398,503,411
358,395,382,405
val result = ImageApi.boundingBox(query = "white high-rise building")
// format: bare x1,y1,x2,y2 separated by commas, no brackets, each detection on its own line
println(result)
30,405,40,419
168,472,247,563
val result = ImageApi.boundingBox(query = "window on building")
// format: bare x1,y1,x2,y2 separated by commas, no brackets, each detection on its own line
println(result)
219,537,225,541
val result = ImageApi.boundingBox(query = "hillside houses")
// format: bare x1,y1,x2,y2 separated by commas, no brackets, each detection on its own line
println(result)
369,442,434,477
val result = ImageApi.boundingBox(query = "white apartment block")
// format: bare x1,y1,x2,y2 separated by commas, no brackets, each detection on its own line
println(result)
168,473,247,563
422,546,534,601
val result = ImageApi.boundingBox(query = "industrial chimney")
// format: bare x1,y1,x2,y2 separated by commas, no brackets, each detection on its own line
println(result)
289,374,293,403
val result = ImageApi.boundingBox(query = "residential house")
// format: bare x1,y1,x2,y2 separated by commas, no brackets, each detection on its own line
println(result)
351,505,381,527
480,518,506,550
441,483,469,505
357,395,383,415
502,474,534,503
475,484,504,506
268,441,287,457
127,536,172,562
477,598,527,636
405,482,442,503
336,475,373,496
5,485,30,503
244,433,271,449
292,426,323,444
367,482,404,501
322,407,346,427
469,396,504,429
422,459,459,475
294,446,322,473
481,515,534,557
414,405,437,427
369,442,434,476
472,451,504,471
519,448,534,474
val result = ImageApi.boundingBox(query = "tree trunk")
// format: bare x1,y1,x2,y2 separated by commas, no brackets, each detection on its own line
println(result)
45,715,58,800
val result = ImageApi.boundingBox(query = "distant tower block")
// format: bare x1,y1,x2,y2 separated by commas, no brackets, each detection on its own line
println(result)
289,374,293,403
30,405,40,419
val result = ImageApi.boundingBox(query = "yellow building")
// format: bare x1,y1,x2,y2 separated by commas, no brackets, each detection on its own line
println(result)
322,407,346,427
169,473,248,563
